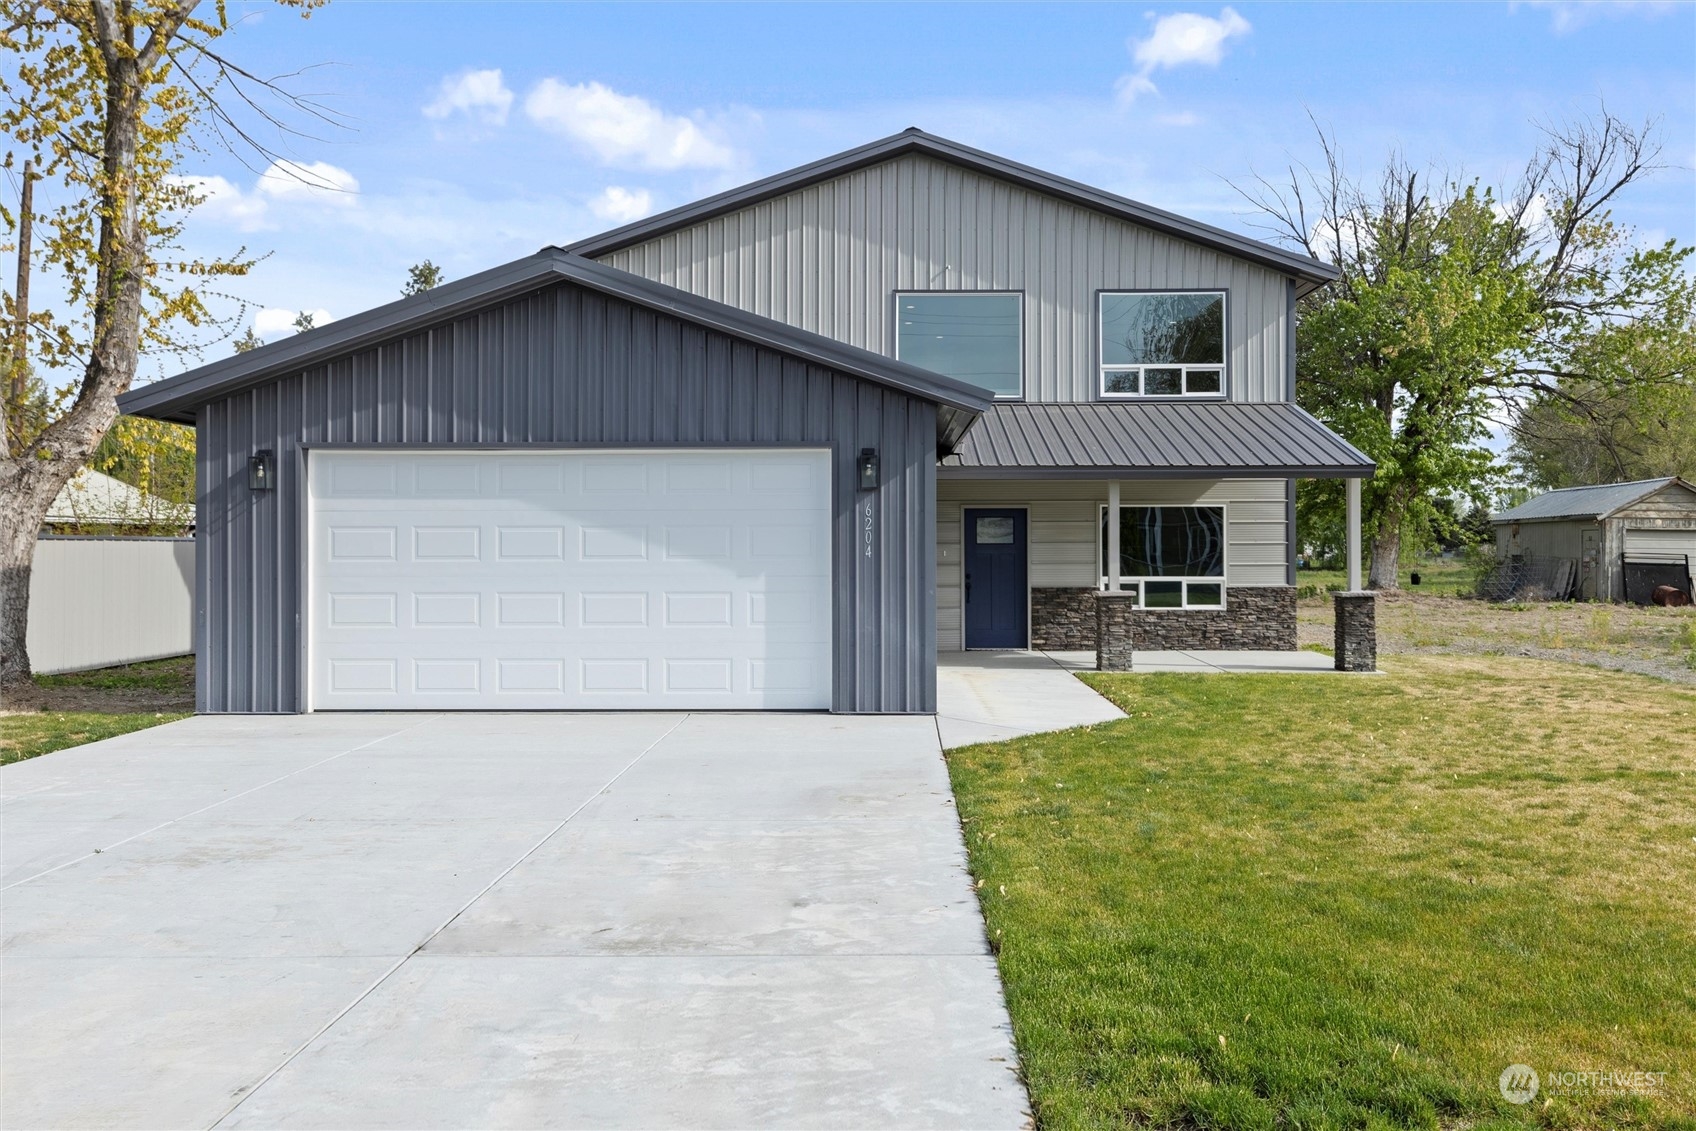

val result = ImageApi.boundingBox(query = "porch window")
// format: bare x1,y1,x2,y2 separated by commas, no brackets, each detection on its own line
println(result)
895,292,1023,398
1099,291,1226,398
1099,504,1226,608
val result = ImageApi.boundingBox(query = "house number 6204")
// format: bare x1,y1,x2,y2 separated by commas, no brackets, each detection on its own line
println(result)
862,498,874,558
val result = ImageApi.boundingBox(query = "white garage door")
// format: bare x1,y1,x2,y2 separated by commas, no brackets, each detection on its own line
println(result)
308,449,833,710
1625,528,1696,566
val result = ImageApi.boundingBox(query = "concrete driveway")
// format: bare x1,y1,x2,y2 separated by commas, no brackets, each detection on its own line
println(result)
0,713,1028,1129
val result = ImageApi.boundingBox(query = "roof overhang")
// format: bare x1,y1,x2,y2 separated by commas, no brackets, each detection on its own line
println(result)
565,128,1341,297
117,251,992,452
939,402,1374,480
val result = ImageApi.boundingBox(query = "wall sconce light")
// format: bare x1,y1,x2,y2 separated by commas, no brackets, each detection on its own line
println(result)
249,449,274,491
857,448,879,491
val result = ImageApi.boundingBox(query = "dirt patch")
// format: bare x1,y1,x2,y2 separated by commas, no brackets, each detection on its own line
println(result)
5,655,197,715
1299,592,1696,685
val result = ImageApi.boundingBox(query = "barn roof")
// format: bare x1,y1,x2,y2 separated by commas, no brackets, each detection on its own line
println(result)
1493,477,1696,522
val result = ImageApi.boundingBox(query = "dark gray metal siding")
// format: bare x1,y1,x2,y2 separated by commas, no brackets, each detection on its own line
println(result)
195,281,937,714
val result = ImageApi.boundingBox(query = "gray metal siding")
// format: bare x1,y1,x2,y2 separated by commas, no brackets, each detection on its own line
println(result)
196,283,936,714
598,153,1294,404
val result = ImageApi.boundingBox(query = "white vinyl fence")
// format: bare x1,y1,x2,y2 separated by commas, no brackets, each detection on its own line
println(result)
27,536,195,675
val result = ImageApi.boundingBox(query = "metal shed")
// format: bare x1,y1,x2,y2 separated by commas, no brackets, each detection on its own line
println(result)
1493,477,1696,602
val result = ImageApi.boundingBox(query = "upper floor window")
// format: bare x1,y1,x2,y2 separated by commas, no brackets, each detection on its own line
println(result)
895,292,1023,399
1100,291,1226,399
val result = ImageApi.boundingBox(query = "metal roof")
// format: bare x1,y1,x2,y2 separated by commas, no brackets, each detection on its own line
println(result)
563,128,1341,296
117,250,992,449
1492,477,1696,523
940,402,1374,479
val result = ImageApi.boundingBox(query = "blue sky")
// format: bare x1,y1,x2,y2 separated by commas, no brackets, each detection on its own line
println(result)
141,0,1696,365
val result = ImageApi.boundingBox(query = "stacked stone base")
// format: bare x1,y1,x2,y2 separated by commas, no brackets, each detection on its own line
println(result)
1333,591,1378,672
1032,585,1298,655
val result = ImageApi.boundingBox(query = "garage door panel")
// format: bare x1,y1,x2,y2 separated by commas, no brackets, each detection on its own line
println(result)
310,450,833,710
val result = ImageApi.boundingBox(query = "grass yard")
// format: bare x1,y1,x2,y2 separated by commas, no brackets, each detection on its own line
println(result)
1,656,193,765
1298,555,1477,597
948,655,1696,1130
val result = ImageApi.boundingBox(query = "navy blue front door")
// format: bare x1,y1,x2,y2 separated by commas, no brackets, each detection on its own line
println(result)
963,508,1028,648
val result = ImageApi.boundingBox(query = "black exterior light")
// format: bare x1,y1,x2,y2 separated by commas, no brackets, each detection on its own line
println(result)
857,447,879,491
249,449,274,491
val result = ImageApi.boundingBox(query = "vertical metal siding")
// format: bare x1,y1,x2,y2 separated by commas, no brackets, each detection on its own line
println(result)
600,153,1294,403
198,282,936,714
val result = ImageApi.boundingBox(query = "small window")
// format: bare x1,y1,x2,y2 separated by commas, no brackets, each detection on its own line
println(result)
975,516,1015,544
1100,291,1226,399
895,293,1022,398
1099,505,1227,609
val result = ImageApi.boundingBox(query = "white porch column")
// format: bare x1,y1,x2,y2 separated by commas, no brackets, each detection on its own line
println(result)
1106,480,1121,591
1346,476,1363,592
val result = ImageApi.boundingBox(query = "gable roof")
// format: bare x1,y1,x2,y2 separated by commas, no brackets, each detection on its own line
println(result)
116,249,992,449
46,468,194,526
1493,477,1696,523
564,128,1341,296
940,402,1373,479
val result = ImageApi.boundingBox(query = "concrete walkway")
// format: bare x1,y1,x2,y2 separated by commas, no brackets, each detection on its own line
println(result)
935,648,1345,749
936,652,1126,748
1043,649,1341,674
0,714,1028,1130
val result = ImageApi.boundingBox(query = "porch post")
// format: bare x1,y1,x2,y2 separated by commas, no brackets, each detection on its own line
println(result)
1346,476,1362,593
1106,480,1121,591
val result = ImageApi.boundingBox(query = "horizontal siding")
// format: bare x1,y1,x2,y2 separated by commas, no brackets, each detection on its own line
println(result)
197,282,937,714
936,478,1288,650
600,153,1292,404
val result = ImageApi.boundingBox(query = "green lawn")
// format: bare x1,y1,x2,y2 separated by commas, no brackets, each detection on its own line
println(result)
0,710,190,765
1298,556,1477,596
946,655,1696,1130
2,656,193,765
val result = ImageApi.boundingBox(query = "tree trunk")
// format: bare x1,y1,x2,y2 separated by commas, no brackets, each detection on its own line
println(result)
1368,526,1401,590
0,458,80,690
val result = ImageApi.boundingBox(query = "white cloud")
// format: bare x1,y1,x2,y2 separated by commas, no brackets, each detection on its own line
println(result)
588,185,654,224
256,159,360,203
423,68,514,125
1117,7,1251,105
1515,0,1676,33
523,79,736,170
253,307,333,340
166,174,270,231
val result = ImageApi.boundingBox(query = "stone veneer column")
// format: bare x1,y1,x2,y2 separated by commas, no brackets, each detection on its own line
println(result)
1333,591,1378,672
1095,592,1138,671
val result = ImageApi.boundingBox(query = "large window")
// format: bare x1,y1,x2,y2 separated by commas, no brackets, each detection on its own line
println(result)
895,292,1023,398
1099,291,1226,398
1099,505,1226,608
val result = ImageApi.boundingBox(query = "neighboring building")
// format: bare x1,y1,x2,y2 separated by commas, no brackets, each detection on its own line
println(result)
117,129,1372,715
45,468,194,534
1493,477,1696,601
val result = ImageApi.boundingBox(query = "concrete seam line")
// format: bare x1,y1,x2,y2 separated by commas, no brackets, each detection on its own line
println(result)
0,714,448,892
206,712,693,1131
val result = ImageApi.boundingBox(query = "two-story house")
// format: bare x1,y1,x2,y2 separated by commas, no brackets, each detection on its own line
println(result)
119,129,1372,716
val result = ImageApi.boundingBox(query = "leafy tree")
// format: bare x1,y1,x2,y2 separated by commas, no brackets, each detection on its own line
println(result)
91,415,195,510
232,325,263,353
1245,112,1689,588
291,310,317,333
402,260,444,296
0,0,324,689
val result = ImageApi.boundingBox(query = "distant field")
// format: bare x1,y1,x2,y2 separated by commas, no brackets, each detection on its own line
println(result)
1298,556,1477,596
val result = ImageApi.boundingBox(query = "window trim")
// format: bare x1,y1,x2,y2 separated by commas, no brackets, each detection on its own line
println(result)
1097,502,1229,610
1097,288,1229,401
893,290,1026,402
